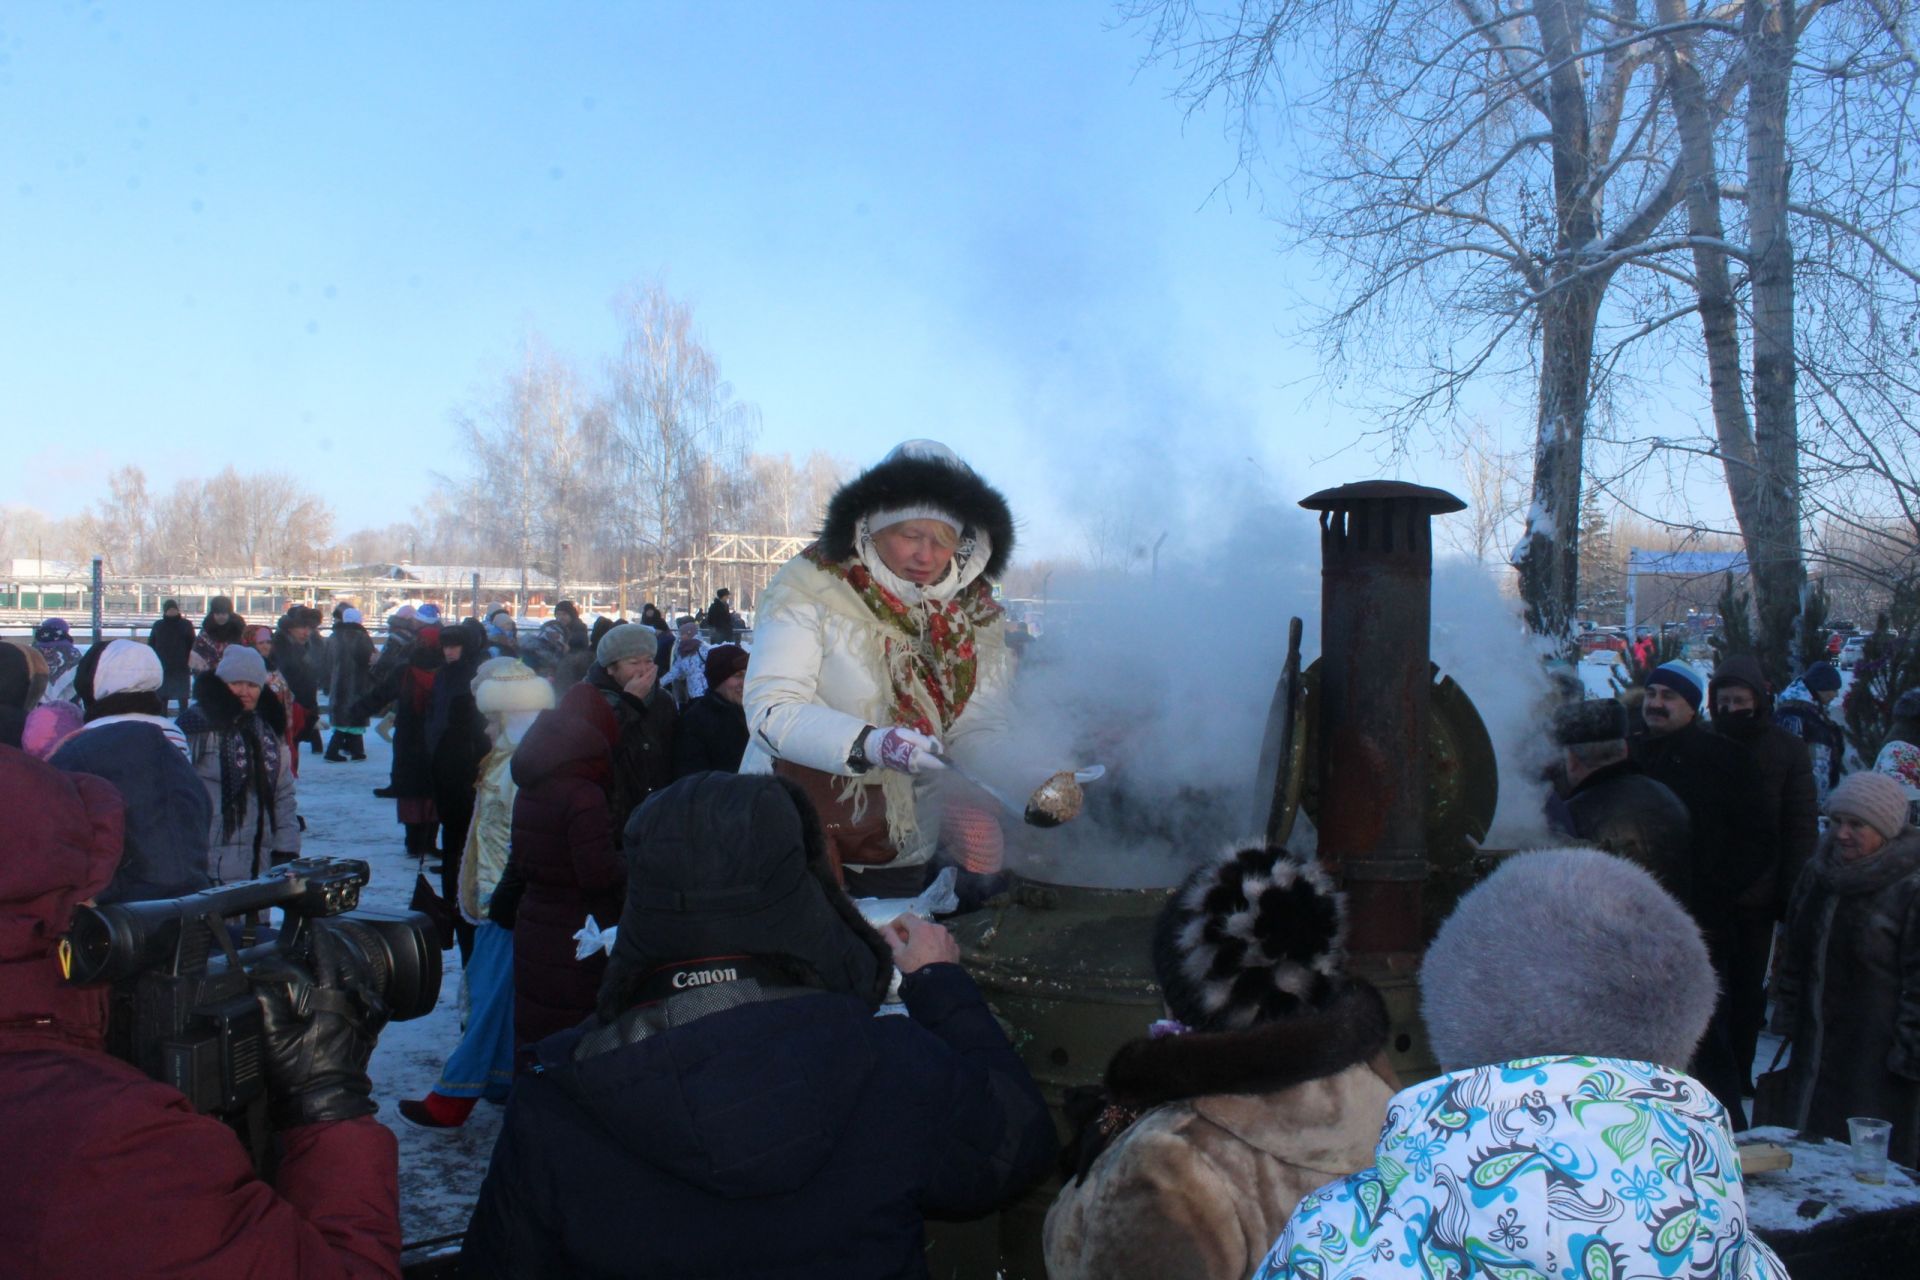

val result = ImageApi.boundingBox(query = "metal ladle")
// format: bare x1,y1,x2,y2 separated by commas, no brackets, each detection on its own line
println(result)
933,755,1104,828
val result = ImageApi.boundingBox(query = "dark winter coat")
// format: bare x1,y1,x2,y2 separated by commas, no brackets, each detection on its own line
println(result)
704,596,735,642
427,625,492,821
0,745,400,1279
1631,720,1775,935
1708,656,1821,915
580,665,678,844
506,694,621,1048
179,674,301,884
273,625,322,717
147,614,196,679
353,643,442,800
1718,720,1819,916
461,962,1057,1280
327,622,377,728
672,690,749,778
1559,759,1694,906
1770,827,1920,1167
0,642,32,749
50,720,212,903
557,613,591,653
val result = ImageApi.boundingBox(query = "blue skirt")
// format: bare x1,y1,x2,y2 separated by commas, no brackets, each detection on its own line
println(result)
436,922,515,1100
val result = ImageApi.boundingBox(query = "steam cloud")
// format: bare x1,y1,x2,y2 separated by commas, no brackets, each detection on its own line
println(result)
993,493,1555,888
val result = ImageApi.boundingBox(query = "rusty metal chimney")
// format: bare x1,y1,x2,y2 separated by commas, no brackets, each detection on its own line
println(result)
1299,480,1465,959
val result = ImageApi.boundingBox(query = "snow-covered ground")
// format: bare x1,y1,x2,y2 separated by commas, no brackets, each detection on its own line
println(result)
293,729,501,1253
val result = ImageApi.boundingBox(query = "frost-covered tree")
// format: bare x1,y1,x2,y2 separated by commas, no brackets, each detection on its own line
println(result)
595,283,760,601
1126,0,1920,671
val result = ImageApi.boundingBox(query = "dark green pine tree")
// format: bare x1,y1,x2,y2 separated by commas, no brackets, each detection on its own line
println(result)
1575,490,1622,622
1708,573,1756,667
1844,578,1920,766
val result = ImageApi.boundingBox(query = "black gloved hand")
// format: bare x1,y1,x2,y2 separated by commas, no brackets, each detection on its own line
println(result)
250,925,390,1129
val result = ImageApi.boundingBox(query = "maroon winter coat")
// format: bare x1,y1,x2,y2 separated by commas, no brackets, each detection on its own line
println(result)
509,684,622,1048
0,743,401,1278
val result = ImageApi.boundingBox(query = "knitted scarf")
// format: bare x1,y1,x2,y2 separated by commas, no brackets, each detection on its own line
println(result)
217,712,280,867
801,541,1002,737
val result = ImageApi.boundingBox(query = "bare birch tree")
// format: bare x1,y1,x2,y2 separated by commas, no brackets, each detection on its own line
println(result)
453,337,598,607
596,283,759,600
1127,0,1920,669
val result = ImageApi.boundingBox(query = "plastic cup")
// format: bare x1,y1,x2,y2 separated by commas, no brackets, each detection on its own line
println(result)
1848,1116,1893,1184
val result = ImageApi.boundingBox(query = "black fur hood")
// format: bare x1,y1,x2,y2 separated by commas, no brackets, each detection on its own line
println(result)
819,449,1016,579
1104,979,1389,1109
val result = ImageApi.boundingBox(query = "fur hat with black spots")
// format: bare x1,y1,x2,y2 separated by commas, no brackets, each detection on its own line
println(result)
1153,842,1348,1033
818,439,1016,579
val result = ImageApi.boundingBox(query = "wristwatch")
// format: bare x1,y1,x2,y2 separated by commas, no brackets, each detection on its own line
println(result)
846,725,877,774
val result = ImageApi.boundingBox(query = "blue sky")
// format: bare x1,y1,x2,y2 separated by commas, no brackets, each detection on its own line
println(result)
0,2,1534,560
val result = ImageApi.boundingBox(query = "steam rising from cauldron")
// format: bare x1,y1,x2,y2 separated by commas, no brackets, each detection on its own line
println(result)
996,498,1555,889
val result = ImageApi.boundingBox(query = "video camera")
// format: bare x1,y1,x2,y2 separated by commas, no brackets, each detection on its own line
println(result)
63,857,441,1168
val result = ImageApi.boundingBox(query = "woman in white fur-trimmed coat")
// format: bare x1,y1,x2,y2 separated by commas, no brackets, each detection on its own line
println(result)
741,440,1020,892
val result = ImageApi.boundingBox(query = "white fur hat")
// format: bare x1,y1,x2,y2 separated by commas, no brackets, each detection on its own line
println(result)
94,640,164,699
1420,847,1717,1072
474,658,554,715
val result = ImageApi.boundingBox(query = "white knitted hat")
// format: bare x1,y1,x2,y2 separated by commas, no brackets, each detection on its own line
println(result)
94,640,163,699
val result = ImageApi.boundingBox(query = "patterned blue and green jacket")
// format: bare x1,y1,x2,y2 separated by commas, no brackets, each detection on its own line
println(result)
1254,1055,1788,1279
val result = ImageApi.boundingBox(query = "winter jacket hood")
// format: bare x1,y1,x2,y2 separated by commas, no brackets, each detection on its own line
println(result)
0,642,29,748
510,687,617,791
199,612,245,644
598,773,894,1019
819,448,1016,579
1708,654,1774,714
0,744,125,1051
1256,1056,1788,1280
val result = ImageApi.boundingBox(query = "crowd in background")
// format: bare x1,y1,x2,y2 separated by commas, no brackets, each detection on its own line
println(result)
0,440,1899,1278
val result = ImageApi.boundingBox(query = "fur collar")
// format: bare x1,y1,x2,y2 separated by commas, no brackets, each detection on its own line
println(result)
819,452,1015,578
181,670,287,738
1104,980,1389,1108
1813,826,1920,896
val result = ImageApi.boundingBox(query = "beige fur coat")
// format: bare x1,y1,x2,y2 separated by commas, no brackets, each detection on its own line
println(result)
1044,983,1395,1280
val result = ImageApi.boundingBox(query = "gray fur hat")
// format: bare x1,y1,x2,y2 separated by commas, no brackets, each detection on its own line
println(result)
1420,847,1716,1072
596,622,658,669
1552,698,1628,746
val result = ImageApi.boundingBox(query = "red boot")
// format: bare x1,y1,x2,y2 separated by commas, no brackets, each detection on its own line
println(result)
398,1092,477,1129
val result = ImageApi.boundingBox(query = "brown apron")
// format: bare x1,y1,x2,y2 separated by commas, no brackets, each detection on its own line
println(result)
772,759,896,884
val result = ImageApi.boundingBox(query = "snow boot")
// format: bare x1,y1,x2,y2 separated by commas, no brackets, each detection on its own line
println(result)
398,1093,477,1129
324,731,349,762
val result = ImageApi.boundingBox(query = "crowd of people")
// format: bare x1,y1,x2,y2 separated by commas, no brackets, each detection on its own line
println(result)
0,439,1912,1278
1545,647,1920,1179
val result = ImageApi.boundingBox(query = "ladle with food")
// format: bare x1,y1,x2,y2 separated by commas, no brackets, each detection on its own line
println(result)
936,756,1104,828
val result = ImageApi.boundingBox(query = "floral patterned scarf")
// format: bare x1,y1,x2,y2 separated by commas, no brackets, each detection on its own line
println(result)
801,540,1002,736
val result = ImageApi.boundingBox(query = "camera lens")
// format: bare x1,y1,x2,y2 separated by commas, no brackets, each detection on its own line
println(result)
315,910,442,1022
